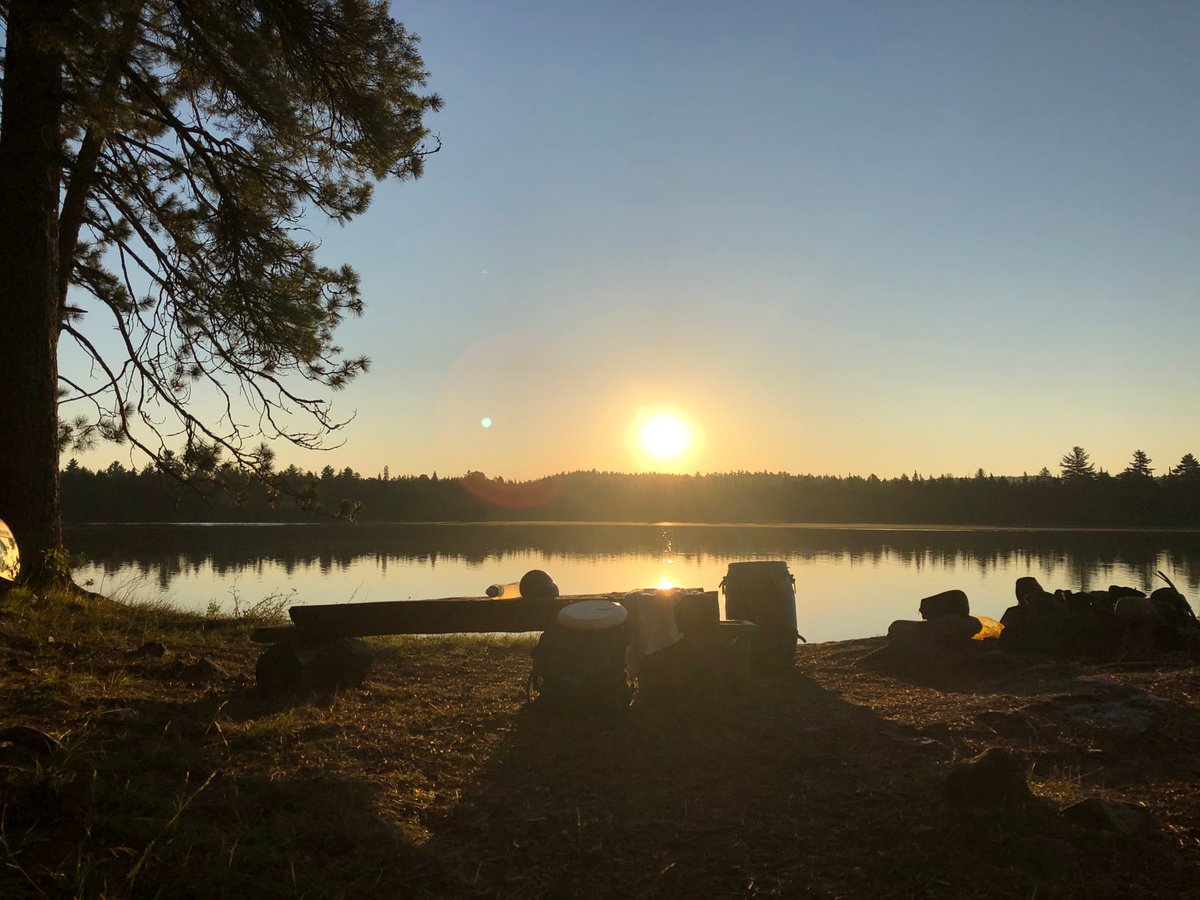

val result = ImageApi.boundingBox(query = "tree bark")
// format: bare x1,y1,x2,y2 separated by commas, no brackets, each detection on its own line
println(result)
0,0,69,581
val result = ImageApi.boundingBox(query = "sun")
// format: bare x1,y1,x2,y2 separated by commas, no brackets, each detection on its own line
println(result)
640,414,690,459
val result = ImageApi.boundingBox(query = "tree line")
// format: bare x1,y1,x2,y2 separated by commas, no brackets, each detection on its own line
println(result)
61,447,1200,527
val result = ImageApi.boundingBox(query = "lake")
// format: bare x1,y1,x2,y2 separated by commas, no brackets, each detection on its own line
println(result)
65,522,1199,642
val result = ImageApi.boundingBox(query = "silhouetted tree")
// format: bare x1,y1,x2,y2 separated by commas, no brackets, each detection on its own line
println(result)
1170,453,1200,479
1121,449,1154,478
0,0,441,580
1060,446,1096,481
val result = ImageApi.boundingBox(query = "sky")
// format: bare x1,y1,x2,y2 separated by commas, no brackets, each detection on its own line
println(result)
71,0,1200,481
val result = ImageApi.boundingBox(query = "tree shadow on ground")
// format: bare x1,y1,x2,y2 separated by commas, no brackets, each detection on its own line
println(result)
412,663,1196,900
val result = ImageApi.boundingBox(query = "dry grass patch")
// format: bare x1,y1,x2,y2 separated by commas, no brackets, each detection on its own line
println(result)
0,593,1196,897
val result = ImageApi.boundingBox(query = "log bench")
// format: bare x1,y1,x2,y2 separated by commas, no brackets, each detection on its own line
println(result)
252,591,718,692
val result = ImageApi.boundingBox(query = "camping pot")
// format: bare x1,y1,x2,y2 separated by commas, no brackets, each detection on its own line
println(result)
720,561,798,672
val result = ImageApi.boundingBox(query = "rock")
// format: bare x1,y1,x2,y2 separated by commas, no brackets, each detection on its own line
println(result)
256,637,375,693
133,640,166,658
0,725,62,758
919,589,970,619
1023,590,1066,616
887,620,934,650
942,748,1035,810
1108,585,1144,601
1062,798,1155,836
44,635,82,657
927,615,983,644
1014,577,1045,604
179,657,225,683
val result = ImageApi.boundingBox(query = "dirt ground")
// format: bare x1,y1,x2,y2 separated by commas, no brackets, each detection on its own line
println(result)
1,594,1198,898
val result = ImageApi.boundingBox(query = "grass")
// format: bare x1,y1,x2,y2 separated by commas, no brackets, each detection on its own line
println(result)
0,589,1197,897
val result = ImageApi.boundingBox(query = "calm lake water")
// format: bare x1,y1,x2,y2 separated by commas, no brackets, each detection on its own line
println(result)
65,523,1200,642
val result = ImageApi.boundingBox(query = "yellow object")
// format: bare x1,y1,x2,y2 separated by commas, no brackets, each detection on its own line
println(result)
972,615,1004,640
0,518,18,582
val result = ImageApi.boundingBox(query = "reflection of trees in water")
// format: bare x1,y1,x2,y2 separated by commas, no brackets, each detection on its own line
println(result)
67,524,1200,596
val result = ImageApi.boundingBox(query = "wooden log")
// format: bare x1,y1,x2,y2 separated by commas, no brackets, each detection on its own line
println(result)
253,590,719,644
285,593,625,638
251,624,302,644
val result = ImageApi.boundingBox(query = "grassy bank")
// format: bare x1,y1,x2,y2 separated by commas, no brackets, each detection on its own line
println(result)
1,588,1197,898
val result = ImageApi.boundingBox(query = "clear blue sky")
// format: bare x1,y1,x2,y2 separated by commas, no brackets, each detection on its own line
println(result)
76,0,1200,480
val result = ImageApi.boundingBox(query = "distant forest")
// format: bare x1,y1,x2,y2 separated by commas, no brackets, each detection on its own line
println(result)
61,448,1200,527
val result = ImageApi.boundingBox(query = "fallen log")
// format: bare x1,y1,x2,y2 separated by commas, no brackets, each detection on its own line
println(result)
252,593,626,643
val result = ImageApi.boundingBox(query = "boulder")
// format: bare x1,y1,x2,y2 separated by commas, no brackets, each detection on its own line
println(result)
1014,576,1045,604
1107,585,1145,602
928,614,984,644
999,604,1057,655
0,725,61,759
919,589,969,619
887,619,935,651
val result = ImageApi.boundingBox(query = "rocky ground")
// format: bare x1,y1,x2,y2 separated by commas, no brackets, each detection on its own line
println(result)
0,588,1197,898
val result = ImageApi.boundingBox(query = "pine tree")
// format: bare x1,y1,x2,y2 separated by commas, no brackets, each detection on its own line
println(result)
0,0,441,581
1121,449,1154,478
1059,446,1096,481
1170,453,1200,479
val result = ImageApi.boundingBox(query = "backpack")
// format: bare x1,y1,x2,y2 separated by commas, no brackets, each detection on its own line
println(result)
528,622,631,714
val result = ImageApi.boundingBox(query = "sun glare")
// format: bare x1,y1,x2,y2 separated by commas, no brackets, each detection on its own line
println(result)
640,414,690,459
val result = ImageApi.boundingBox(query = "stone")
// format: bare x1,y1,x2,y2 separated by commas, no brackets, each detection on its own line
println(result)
1062,798,1155,836
133,640,166,658
919,589,970,619
0,725,61,758
46,635,81,655
887,620,934,650
179,657,225,683
1014,576,1045,604
256,637,375,693
927,615,984,644
942,748,1035,810
1107,585,1144,601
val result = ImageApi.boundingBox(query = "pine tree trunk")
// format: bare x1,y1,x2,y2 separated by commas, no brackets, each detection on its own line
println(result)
0,0,68,581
